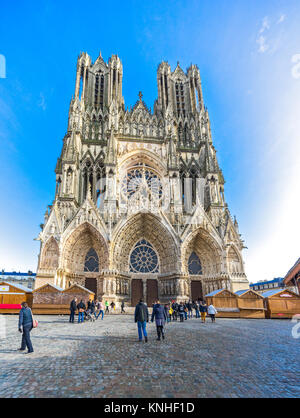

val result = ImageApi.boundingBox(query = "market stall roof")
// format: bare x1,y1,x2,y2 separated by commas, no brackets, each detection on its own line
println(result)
1,281,32,293
33,283,64,292
205,288,225,297
284,258,300,284
261,288,299,298
63,284,95,294
235,289,263,298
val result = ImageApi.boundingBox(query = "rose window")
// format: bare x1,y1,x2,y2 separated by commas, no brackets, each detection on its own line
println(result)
121,165,163,201
129,239,159,273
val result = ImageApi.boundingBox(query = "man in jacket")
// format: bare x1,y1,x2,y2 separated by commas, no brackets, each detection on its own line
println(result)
69,297,77,323
18,302,34,353
171,301,178,321
178,302,185,323
77,300,86,323
151,300,167,341
134,299,149,342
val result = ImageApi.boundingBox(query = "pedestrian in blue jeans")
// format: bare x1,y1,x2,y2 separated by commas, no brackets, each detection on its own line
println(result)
96,300,104,320
134,299,149,342
18,302,34,354
77,300,86,323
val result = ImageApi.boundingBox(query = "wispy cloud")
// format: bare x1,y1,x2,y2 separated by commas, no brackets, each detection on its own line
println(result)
38,92,46,111
257,16,270,53
277,14,286,24
256,14,287,54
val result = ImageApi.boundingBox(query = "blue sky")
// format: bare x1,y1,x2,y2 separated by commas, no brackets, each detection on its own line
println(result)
0,0,299,282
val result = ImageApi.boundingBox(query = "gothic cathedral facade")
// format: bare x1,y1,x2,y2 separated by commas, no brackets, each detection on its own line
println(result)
35,52,249,305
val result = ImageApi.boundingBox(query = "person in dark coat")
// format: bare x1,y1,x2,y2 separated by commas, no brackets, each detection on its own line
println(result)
121,300,125,314
69,297,77,323
151,300,167,341
171,301,178,321
18,302,34,353
90,300,95,314
187,300,193,318
134,299,149,342
178,302,185,322
193,301,200,318
77,300,86,323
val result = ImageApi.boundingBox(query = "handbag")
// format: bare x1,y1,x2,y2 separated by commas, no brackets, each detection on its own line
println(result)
30,308,38,328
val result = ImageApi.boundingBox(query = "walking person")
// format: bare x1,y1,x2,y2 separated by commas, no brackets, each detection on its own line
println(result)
200,301,208,323
134,299,149,342
90,300,95,316
194,301,200,319
151,300,167,341
105,300,109,314
187,300,193,318
96,300,104,320
18,302,34,354
171,301,178,321
208,303,218,322
69,297,77,323
110,301,115,313
121,300,125,314
178,302,185,322
184,302,188,320
77,299,86,323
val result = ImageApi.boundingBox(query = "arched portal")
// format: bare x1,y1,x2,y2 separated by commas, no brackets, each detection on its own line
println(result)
182,228,223,276
111,213,179,274
62,222,108,274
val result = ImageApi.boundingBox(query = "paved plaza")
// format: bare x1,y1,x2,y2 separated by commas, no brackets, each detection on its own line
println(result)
0,314,299,398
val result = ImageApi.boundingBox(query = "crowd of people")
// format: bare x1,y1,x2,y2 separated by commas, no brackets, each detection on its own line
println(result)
134,299,218,343
17,296,217,353
69,298,124,323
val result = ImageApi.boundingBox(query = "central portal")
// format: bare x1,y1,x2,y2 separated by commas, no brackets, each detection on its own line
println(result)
146,279,158,306
131,279,143,306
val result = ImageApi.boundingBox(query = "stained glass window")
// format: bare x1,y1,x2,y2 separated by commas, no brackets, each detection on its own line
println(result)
84,248,99,272
129,239,159,273
188,252,202,275
121,165,163,200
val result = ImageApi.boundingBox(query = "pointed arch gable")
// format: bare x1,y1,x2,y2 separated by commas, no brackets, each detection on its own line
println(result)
111,213,179,274
40,236,59,270
62,222,108,273
182,227,223,276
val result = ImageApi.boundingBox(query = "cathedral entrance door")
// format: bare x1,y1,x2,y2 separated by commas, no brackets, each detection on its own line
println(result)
191,280,203,301
131,279,143,307
85,278,97,299
147,279,158,307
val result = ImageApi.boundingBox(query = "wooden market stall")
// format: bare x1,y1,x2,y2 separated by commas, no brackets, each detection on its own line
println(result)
262,288,300,319
32,283,95,314
62,284,94,307
0,281,33,314
235,289,266,318
32,283,64,314
205,288,240,318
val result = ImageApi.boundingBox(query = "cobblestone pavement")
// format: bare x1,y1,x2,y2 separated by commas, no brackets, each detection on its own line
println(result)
0,314,299,398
